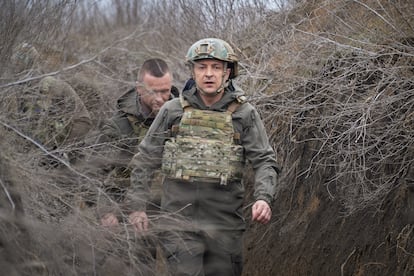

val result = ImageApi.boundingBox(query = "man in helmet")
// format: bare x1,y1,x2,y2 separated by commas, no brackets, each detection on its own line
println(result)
127,38,280,275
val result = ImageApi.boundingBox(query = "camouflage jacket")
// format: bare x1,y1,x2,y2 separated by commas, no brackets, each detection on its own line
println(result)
129,81,280,231
17,76,92,162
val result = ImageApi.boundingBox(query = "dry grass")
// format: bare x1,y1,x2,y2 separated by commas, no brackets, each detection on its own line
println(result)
0,0,413,274
250,0,414,215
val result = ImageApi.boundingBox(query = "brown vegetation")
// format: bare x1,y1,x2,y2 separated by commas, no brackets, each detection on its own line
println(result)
0,0,413,275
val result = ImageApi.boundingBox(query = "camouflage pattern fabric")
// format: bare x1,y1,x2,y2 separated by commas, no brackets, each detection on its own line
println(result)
129,81,280,223
185,38,239,79
31,76,92,150
162,100,245,185
14,76,92,166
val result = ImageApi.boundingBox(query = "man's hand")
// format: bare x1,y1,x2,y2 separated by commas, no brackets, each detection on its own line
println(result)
101,213,119,227
128,211,149,232
252,200,272,224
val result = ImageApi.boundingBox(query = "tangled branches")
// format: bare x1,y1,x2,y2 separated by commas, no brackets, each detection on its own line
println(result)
257,40,414,214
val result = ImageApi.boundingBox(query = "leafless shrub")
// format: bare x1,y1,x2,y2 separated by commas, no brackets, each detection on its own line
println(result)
252,0,414,215
2,0,413,273
1,0,294,274
0,0,76,77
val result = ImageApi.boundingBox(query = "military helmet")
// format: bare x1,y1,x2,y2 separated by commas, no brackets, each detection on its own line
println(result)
185,38,239,79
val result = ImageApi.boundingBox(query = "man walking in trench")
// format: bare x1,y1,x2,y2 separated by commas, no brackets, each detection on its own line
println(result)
127,38,281,275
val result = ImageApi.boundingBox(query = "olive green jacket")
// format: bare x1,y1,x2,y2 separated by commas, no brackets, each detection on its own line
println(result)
100,85,179,164
96,86,178,215
129,81,280,231
100,88,155,168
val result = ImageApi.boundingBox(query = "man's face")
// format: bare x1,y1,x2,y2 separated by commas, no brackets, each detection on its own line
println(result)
136,72,172,115
192,59,230,95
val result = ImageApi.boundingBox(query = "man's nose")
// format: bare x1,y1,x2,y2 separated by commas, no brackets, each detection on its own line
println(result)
153,91,164,101
205,66,214,76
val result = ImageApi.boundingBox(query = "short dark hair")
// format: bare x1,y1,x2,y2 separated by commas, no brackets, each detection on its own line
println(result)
137,58,170,81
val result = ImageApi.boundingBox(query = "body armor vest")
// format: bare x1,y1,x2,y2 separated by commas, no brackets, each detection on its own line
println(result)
162,96,246,185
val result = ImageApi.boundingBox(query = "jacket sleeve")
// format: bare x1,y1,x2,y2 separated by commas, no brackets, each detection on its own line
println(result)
93,113,135,216
126,105,172,211
97,113,138,167
100,112,133,142
240,104,281,205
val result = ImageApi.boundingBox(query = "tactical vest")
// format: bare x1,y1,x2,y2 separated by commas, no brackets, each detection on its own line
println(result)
162,96,246,185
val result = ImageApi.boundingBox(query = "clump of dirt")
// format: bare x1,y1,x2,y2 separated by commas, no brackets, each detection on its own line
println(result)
244,174,413,275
